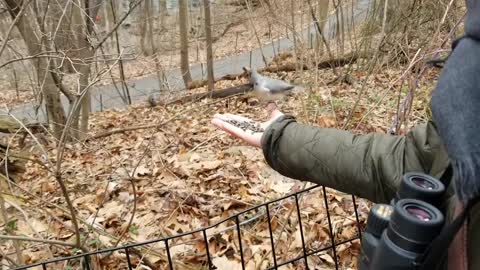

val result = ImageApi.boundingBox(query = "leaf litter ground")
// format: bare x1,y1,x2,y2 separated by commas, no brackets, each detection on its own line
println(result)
6,61,440,269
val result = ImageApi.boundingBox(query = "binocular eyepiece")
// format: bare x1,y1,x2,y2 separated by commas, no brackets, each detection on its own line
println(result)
358,173,446,270
394,173,445,207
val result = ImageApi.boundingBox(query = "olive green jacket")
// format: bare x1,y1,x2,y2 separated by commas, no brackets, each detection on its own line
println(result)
261,115,480,269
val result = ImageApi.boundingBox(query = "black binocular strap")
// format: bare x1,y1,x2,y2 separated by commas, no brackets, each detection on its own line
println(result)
415,196,480,270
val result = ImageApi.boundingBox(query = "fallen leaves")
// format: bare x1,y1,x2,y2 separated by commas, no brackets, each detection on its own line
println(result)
6,53,428,269
212,256,243,270
4,91,368,269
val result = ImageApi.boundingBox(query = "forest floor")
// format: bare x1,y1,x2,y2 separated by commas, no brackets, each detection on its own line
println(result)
1,48,442,269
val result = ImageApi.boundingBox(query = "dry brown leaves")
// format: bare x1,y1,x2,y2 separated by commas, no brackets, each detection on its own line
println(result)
1,56,440,269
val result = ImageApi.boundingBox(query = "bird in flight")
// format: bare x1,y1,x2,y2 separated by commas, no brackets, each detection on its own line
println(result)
243,67,295,102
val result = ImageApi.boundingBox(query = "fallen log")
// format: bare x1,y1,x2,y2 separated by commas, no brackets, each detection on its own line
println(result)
316,53,362,69
260,52,363,73
166,83,252,105
186,53,363,90
0,116,46,134
187,71,247,90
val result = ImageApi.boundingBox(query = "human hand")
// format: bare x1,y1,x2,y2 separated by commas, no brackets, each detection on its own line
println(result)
211,109,284,148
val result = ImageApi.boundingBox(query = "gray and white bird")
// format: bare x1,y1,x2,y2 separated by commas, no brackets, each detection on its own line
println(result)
243,67,295,102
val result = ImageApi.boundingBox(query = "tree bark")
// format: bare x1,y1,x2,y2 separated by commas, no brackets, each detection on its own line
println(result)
52,0,99,139
159,0,167,30
166,83,252,105
139,0,151,55
179,0,192,88
4,0,67,139
203,0,214,92
316,0,330,54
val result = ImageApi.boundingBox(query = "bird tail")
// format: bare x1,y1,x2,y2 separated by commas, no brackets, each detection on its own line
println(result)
242,67,251,74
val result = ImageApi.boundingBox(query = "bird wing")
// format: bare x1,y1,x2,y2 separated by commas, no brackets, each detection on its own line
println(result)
246,67,294,97
263,78,294,93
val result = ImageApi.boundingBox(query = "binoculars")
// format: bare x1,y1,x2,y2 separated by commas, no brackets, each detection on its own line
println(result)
358,173,446,270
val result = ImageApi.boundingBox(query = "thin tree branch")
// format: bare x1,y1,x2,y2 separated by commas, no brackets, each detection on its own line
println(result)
307,0,339,76
0,0,33,59
0,235,77,247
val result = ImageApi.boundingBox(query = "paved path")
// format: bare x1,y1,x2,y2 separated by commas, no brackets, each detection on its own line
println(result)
1,0,372,123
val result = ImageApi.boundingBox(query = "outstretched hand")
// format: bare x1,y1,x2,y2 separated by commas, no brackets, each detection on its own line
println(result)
211,109,284,148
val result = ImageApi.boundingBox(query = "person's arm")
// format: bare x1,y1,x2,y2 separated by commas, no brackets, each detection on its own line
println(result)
261,115,447,203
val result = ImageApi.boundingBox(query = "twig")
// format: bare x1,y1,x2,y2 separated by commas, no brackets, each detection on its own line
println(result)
256,183,308,269
88,123,166,140
3,114,53,169
0,0,33,59
51,45,122,253
307,0,339,76
109,0,131,105
389,0,460,134
356,49,422,130
0,235,77,248
128,248,157,270
0,52,68,69
165,83,252,106
0,193,23,264
341,0,390,130
188,133,221,153
112,134,157,247
243,0,268,66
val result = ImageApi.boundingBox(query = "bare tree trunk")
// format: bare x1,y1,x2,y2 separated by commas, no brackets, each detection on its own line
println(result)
316,0,329,55
68,0,100,139
290,0,298,72
4,0,66,139
147,0,166,91
78,65,92,139
147,0,155,55
104,0,114,48
51,0,76,73
203,0,214,92
179,0,192,88
334,0,345,55
159,0,167,30
139,0,150,55
110,0,131,104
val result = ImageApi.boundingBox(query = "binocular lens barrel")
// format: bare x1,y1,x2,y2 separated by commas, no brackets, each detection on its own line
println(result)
358,204,394,270
395,173,445,207
387,199,444,253
359,173,446,270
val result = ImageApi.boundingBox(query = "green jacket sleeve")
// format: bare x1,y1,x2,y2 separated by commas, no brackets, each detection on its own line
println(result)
260,115,449,203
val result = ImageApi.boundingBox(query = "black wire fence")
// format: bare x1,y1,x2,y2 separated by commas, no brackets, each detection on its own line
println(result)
15,185,365,270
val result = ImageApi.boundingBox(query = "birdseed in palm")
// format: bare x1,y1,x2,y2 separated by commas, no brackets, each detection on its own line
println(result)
225,119,265,133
